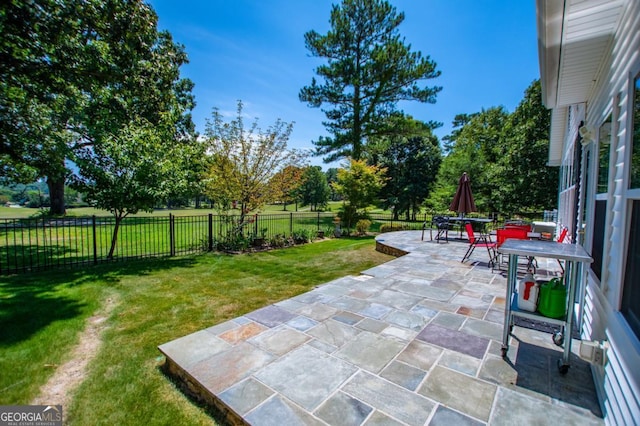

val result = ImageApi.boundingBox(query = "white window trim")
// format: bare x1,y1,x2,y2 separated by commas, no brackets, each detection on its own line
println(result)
616,64,640,312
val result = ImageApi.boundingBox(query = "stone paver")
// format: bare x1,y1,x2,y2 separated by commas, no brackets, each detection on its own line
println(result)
219,378,273,416
314,392,372,426
418,366,497,421
159,230,604,425
430,405,484,426
255,345,357,411
246,305,297,328
188,342,274,394
219,322,268,344
416,323,490,359
244,396,325,426
379,360,426,391
158,330,230,369
307,319,361,347
343,371,435,426
334,331,405,373
249,326,309,356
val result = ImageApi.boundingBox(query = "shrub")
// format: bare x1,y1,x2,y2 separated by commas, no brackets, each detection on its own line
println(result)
355,219,372,235
292,228,312,244
269,233,289,248
379,224,409,233
213,230,251,252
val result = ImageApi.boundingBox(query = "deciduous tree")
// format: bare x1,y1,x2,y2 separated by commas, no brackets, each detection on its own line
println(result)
427,80,557,215
490,80,557,214
204,101,304,234
325,168,341,201
427,107,509,212
299,166,331,211
270,165,305,211
300,0,441,162
371,115,441,220
73,118,203,258
0,0,195,214
332,159,386,228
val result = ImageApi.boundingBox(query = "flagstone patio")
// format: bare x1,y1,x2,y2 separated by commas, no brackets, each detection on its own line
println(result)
159,230,603,425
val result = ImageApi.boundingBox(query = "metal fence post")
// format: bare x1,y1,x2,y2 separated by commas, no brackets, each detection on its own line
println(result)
92,215,98,264
208,214,213,251
290,212,293,235
42,217,48,269
317,211,320,230
169,214,175,256
254,213,259,237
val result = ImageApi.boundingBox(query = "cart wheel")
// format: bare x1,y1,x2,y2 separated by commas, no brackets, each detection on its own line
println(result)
509,325,513,333
557,360,570,375
501,347,508,358
552,332,564,346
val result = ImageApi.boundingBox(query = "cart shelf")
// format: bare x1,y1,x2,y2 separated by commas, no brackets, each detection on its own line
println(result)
508,297,566,327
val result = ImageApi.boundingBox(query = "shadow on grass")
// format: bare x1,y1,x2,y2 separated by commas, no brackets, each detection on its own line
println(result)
0,243,86,274
158,363,233,426
0,256,200,346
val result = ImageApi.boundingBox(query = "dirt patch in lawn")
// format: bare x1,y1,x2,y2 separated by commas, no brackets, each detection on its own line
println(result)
31,297,118,415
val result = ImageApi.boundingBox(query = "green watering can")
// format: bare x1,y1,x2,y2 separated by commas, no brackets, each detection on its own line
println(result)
537,277,567,319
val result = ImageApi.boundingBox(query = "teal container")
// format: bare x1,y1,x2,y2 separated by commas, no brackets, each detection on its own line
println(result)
537,278,567,319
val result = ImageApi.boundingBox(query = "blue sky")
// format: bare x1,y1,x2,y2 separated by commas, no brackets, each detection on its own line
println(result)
148,0,540,168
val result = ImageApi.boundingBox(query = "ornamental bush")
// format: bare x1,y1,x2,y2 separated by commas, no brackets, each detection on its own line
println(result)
355,219,372,235
379,224,408,233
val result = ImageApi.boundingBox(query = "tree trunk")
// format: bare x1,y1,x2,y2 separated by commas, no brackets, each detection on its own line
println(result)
47,177,66,215
107,215,123,259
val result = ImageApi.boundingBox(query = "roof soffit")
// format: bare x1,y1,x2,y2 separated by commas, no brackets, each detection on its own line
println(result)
538,0,625,109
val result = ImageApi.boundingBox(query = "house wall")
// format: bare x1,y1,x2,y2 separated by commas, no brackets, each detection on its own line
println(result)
558,1,640,424
558,103,584,242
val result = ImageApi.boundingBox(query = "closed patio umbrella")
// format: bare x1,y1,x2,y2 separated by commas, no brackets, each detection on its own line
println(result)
449,172,477,215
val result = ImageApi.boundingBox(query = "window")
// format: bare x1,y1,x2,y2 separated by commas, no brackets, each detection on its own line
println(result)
622,200,640,339
631,74,640,189
598,115,612,193
622,74,640,340
591,200,606,281
580,149,591,246
591,115,613,280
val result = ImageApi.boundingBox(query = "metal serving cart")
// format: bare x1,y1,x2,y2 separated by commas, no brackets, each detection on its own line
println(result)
498,239,593,374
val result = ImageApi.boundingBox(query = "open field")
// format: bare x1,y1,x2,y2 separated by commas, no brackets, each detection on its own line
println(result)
0,201,349,220
0,237,393,425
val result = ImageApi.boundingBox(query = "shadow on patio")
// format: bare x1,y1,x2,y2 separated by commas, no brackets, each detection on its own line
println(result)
159,230,603,425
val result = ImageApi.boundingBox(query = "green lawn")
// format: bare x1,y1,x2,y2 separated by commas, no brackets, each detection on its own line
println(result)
0,201,351,220
0,237,393,425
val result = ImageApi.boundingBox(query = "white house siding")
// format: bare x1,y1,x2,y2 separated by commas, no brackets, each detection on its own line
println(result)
558,104,584,239
561,1,640,424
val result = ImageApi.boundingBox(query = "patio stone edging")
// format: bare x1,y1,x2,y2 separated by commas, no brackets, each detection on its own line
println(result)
375,238,409,257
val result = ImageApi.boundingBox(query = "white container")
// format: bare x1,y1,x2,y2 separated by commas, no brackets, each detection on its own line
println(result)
517,272,539,312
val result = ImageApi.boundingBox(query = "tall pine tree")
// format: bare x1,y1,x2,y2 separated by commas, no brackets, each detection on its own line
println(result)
300,0,441,162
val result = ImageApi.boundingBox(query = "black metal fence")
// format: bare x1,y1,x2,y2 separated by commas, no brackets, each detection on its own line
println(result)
0,212,397,274
0,210,545,275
